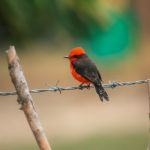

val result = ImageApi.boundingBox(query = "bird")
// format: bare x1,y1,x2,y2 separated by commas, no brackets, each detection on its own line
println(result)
64,47,109,101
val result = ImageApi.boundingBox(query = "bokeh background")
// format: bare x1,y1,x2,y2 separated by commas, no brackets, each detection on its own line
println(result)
0,0,150,150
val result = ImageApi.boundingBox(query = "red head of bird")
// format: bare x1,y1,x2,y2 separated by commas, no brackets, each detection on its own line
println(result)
64,47,86,62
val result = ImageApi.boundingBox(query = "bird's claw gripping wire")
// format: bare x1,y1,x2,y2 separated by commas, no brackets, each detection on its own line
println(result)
78,83,85,90
86,84,91,89
78,83,91,90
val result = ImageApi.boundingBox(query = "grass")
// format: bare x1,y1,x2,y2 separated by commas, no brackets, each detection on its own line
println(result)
53,132,148,150
1,132,148,150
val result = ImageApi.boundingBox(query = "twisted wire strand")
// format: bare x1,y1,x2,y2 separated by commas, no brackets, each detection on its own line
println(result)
0,79,149,96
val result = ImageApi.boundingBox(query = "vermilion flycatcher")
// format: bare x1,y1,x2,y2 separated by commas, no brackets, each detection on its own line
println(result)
64,47,109,101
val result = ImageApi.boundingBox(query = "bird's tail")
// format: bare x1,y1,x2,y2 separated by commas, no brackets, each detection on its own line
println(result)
94,83,109,101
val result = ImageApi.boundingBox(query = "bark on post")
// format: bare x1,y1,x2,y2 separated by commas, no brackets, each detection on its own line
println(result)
6,46,51,150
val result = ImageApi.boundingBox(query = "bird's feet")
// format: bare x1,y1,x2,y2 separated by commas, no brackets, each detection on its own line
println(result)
86,84,91,90
78,83,91,90
79,83,84,90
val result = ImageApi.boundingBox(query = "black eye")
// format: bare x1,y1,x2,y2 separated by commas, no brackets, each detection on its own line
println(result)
73,55,79,58
73,55,78,58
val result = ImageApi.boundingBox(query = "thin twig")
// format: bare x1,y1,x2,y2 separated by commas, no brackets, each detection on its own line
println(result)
0,79,149,96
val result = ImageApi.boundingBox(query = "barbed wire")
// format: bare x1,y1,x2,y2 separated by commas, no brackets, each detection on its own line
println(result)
0,79,149,96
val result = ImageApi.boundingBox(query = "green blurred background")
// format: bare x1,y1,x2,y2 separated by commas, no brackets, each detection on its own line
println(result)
0,0,150,150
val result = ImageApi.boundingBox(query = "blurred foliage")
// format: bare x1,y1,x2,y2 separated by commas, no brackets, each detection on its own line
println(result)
0,1,138,40
0,0,139,65
0,0,98,43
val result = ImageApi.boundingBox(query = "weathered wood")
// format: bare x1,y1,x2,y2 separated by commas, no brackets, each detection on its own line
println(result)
6,46,51,150
147,81,150,150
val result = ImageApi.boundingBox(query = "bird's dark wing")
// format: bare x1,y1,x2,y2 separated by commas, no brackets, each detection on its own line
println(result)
72,55,102,84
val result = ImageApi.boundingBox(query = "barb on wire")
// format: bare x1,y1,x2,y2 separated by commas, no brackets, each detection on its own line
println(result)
0,79,149,96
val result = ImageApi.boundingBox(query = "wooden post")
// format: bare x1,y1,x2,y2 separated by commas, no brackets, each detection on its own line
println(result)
147,81,150,150
6,46,51,150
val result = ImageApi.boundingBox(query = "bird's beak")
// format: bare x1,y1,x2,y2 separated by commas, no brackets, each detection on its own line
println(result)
64,56,69,59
